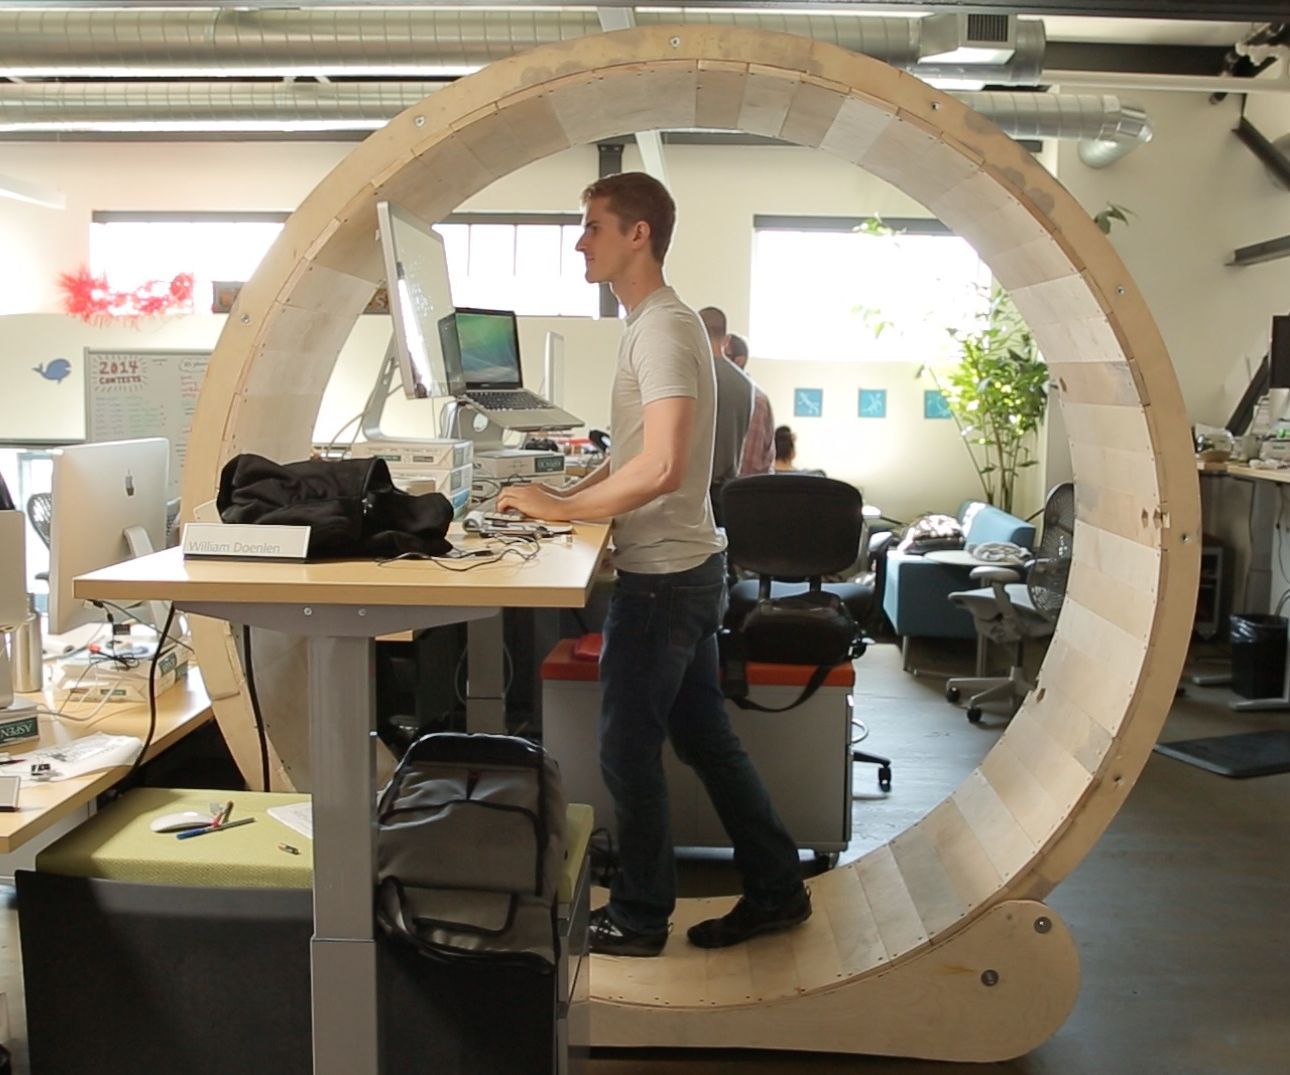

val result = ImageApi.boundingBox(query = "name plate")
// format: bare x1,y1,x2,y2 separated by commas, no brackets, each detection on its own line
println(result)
181,523,311,560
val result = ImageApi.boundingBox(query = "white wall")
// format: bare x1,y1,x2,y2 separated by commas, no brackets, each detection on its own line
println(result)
2,84,1287,525
1055,86,1290,428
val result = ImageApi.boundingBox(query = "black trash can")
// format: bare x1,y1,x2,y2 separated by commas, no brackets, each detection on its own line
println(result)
1229,614,1287,699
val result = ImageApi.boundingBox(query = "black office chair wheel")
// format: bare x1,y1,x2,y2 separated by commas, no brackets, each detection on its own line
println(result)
878,765,892,791
945,685,960,703
966,706,984,724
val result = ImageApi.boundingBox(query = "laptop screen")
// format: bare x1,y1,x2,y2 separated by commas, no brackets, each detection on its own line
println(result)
454,308,523,390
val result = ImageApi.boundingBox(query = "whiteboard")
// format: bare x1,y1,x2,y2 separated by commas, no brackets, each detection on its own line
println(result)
85,349,211,499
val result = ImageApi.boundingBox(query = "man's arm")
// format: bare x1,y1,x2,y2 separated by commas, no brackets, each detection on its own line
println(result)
497,396,693,521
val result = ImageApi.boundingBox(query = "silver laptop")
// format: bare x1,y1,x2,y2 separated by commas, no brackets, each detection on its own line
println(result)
440,307,582,432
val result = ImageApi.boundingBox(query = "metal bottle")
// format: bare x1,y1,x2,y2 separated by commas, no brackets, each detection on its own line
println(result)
11,598,42,693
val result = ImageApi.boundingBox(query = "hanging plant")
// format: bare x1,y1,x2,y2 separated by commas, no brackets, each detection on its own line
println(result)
57,266,194,325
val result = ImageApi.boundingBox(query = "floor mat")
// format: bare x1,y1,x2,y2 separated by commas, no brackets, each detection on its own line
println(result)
1154,730,1290,778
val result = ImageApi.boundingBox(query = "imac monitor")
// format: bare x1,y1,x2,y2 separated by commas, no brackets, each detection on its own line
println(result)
376,199,457,400
48,438,169,635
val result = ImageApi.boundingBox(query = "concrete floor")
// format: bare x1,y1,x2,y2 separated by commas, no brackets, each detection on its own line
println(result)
0,640,1285,1074
587,640,1290,1075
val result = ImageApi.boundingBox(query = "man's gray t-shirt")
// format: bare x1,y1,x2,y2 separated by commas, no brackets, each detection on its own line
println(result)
712,357,754,487
609,286,726,574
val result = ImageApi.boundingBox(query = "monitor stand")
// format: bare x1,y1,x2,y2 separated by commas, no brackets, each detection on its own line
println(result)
121,525,171,641
0,628,37,716
359,336,404,442
442,400,507,453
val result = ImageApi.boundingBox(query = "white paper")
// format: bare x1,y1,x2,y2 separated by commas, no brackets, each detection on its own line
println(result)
267,801,313,840
27,732,143,781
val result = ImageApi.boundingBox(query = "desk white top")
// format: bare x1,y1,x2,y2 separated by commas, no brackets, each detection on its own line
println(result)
75,522,612,610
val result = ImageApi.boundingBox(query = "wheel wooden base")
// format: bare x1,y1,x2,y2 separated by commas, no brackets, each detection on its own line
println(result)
591,898,1078,1063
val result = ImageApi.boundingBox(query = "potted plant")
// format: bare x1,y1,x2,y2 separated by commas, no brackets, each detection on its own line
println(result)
921,284,1048,515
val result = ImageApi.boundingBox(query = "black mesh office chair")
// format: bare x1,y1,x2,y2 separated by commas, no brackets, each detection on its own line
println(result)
26,492,52,584
721,474,892,791
945,482,1075,723
26,493,51,549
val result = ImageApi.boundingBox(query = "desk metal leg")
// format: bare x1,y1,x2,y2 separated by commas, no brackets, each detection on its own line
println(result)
308,635,379,1075
467,613,507,733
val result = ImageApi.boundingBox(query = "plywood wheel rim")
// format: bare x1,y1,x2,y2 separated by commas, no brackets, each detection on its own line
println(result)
182,23,1199,1026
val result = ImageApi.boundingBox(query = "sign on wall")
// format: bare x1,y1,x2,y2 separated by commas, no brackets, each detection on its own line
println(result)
85,348,211,498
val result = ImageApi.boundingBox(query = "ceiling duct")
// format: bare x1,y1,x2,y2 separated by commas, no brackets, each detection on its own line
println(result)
958,91,1153,167
0,81,1152,164
0,7,1045,83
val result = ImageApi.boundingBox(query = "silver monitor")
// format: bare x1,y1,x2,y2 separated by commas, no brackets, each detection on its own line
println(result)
376,199,460,400
48,438,169,635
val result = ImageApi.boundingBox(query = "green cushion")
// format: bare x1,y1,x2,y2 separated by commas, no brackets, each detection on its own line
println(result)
36,788,314,889
560,803,593,905
38,787,593,901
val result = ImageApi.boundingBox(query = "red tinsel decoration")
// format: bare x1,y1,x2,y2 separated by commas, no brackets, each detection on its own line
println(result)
58,266,195,326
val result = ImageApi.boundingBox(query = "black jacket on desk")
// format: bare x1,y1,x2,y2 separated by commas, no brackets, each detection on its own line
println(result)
217,454,453,560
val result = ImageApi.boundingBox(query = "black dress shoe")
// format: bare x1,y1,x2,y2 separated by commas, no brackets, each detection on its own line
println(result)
686,886,812,949
588,906,669,957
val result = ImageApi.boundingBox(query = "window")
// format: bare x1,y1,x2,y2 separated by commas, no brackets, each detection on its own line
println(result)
436,215,597,317
749,216,992,363
91,211,596,318
91,212,289,316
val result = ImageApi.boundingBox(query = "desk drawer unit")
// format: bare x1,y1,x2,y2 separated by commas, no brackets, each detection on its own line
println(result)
541,637,854,853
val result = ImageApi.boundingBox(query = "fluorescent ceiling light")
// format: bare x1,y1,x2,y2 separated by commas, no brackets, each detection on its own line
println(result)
0,65,483,78
0,119,388,133
0,172,65,208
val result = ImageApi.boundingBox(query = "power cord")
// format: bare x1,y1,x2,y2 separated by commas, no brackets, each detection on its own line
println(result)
243,624,272,792
124,602,177,784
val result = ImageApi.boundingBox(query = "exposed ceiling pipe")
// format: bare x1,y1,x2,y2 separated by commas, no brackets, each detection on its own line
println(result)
0,7,1045,83
0,80,1152,165
0,81,443,133
959,91,1152,167
1042,67,1290,95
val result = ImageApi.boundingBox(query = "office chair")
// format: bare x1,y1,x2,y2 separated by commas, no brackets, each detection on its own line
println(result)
26,492,52,585
721,474,892,790
944,482,1075,723
26,493,51,549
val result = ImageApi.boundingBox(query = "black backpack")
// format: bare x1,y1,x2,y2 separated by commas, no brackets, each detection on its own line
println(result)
721,591,861,714
375,733,566,971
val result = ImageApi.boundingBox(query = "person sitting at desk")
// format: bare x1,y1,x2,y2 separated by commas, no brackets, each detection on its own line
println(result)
498,171,811,959
773,425,825,477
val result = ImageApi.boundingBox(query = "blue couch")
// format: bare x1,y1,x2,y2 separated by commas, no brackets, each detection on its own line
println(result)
882,501,1035,666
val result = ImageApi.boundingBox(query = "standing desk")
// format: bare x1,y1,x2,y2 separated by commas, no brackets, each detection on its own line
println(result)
1198,461,1290,710
74,525,610,1075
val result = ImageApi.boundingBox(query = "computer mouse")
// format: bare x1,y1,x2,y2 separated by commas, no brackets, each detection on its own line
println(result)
149,811,211,834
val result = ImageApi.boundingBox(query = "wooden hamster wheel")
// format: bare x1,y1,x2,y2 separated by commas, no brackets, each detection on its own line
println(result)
182,26,1200,1063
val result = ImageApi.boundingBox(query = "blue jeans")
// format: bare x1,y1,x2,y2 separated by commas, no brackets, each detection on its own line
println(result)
599,552,802,933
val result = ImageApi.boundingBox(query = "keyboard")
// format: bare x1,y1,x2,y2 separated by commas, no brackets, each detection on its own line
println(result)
466,389,551,411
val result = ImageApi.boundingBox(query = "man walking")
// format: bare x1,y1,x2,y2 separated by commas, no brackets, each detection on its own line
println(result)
498,173,810,957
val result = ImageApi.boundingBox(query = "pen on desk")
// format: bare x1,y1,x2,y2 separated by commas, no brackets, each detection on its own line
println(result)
277,843,300,855
217,800,234,827
176,817,255,840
